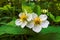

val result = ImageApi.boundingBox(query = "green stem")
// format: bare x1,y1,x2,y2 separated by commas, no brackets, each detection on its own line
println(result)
29,0,30,4
24,35,28,40
21,35,24,40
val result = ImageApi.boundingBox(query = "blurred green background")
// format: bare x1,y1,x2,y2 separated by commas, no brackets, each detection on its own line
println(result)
0,0,60,40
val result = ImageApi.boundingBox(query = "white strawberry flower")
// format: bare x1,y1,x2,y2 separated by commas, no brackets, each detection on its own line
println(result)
15,11,32,28
26,13,49,33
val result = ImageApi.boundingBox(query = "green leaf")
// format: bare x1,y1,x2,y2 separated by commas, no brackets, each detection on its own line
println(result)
0,25,34,35
0,19,60,35
28,33,60,40
47,12,60,22
41,26,60,34
22,5,33,13
28,26,60,40
29,2,35,10
55,16,60,22
0,7,3,10
3,5,12,10
0,25,60,35
34,5,41,16
6,19,35,35
47,12,55,21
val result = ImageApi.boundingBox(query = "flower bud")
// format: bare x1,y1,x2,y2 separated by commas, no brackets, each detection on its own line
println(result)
41,9,48,13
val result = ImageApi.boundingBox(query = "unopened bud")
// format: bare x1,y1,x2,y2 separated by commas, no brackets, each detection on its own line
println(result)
41,9,48,13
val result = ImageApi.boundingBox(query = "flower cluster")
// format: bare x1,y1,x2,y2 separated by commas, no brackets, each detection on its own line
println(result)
15,11,49,33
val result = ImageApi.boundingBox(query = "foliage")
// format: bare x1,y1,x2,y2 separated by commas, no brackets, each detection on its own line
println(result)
0,0,60,40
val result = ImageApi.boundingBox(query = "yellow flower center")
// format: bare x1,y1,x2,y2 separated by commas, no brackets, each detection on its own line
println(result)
20,13,27,21
34,17,42,25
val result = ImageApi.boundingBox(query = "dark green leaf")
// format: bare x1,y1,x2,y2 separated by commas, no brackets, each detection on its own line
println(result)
0,19,60,35
34,5,41,16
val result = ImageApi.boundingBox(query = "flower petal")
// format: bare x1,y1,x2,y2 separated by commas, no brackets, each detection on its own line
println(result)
19,13,23,17
26,22,34,29
40,20,49,28
27,13,32,21
32,13,38,19
32,25,42,33
21,21,27,28
15,19,22,26
39,14,47,21
19,10,27,17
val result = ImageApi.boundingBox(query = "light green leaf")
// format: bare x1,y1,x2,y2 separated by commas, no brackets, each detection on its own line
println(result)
3,5,12,10
22,5,33,13
55,16,60,22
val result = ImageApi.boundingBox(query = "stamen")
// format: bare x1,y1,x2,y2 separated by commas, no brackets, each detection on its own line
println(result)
34,17,42,25
20,13,27,21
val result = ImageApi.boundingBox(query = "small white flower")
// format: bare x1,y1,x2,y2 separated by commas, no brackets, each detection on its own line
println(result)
26,13,49,33
15,11,32,28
